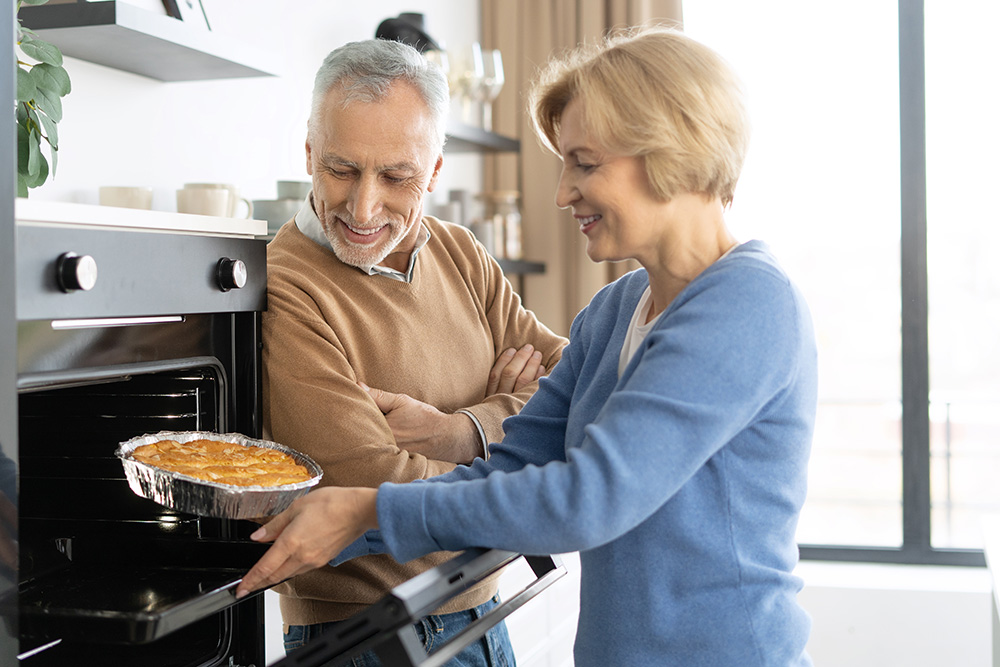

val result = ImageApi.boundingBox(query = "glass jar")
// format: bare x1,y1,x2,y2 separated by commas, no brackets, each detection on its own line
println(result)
488,191,522,260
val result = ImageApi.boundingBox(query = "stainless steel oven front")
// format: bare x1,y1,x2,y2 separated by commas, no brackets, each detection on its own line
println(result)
11,208,268,666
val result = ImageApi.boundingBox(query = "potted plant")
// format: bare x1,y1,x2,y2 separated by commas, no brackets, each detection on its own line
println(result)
15,0,71,197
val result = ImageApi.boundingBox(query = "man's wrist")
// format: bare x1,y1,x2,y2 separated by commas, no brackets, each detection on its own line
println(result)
455,409,490,461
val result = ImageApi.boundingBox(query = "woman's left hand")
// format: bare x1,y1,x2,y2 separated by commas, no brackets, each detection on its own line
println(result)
235,486,378,599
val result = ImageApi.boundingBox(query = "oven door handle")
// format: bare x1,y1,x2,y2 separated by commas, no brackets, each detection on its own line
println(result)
379,552,566,667
274,549,566,667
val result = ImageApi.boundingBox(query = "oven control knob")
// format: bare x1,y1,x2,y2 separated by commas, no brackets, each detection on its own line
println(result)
217,257,247,292
56,252,98,292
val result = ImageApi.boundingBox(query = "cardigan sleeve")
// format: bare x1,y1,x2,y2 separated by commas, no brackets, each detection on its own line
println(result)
375,262,811,561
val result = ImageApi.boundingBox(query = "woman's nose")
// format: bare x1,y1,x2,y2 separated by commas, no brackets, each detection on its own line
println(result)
554,167,578,210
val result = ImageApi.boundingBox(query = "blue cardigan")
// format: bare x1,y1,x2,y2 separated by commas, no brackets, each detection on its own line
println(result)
352,241,817,666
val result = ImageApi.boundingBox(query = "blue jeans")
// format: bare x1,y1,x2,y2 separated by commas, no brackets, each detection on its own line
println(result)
283,594,514,667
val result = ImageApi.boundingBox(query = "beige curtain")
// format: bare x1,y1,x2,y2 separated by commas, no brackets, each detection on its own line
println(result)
481,0,683,336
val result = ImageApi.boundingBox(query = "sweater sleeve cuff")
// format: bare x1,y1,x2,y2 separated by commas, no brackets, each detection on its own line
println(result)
455,409,489,460
328,529,387,566
377,481,443,564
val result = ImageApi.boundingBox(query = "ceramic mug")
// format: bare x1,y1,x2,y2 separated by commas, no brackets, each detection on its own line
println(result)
276,180,311,201
99,186,153,210
180,183,254,218
176,187,231,217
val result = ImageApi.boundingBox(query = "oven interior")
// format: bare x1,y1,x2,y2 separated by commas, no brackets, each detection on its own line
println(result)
16,365,266,666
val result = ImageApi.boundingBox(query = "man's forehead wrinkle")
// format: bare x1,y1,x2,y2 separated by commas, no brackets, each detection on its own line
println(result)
321,151,421,174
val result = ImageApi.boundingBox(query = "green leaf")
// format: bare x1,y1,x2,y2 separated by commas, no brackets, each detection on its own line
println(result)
16,104,29,129
26,154,50,189
31,62,71,96
17,25,38,42
16,123,30,173
16,67,36,104
19,35,63,67
32,84,63,122
27,130,41,177
17,172,29,198
37,109,58,149
20,0,55,6
50,144,59,177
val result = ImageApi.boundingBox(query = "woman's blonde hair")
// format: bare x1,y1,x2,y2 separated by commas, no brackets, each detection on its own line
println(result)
529,26,749,206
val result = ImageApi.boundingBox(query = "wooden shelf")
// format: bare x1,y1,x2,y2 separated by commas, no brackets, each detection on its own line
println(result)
445,121,520,153
18,1,275,81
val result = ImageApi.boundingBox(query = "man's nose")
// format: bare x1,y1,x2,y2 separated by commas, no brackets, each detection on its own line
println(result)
349,176,383,223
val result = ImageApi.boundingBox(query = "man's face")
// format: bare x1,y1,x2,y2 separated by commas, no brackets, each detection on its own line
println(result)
306,80,443,271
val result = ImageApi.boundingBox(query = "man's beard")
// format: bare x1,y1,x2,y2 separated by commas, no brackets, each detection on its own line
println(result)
320,211,411,269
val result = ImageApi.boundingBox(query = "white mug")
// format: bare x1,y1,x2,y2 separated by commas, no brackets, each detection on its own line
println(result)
177,187,231,217
99,186,153,210
180,183,254,218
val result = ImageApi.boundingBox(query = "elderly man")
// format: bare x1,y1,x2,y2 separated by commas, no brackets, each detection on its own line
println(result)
262,39,566,665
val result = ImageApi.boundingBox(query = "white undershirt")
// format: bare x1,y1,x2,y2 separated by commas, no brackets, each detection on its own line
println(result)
618,286,658,376
618,243,742,377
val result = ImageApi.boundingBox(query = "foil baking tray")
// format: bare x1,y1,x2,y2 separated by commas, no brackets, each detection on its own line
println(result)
116,431,322,519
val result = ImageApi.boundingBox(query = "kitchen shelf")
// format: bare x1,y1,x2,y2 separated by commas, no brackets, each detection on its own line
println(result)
496,258,545,275
445,121,520,153
17,1,275,81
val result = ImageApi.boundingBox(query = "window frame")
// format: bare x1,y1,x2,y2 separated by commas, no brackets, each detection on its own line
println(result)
797,0,985,568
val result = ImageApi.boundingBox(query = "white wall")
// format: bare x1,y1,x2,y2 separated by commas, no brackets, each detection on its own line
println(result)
29,0,483,210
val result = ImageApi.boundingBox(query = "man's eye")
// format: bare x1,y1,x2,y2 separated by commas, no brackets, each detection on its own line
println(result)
383,174,407,184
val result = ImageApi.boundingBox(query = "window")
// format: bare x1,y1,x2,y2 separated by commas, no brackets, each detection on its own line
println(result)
684,0,998,565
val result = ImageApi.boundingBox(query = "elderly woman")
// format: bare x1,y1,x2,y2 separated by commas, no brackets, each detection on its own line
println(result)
239,27,817,666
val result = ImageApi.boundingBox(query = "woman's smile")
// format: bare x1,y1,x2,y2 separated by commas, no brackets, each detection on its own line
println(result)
576,213,602,234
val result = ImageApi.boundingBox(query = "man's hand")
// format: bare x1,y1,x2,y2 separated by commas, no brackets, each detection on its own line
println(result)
236,486,378,599
486,344,545,396
361,384,482,464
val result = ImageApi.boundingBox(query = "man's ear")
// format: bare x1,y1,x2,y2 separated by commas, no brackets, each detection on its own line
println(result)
426,153,444,192
305,138,314,175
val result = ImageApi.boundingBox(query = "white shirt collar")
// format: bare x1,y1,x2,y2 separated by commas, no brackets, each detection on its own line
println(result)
294,191,430,283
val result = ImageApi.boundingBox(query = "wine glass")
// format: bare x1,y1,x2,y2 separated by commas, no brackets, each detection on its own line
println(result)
423,48,450,88
450,42,485,125
480,49,505,131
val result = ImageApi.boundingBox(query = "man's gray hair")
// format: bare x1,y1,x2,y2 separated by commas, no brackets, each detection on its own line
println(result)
309,39,450,150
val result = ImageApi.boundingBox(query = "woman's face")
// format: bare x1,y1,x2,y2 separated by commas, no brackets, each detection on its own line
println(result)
554,98,667,265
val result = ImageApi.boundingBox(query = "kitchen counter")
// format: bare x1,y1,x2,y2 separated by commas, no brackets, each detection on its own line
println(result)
15,198,267,238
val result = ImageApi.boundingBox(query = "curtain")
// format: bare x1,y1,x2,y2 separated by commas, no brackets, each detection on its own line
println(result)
481,0,683,336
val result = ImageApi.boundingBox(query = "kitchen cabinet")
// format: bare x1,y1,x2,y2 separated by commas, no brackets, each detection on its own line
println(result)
17,1,274,81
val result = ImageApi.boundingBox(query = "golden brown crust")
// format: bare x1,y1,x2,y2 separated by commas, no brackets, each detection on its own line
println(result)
131,438,312,487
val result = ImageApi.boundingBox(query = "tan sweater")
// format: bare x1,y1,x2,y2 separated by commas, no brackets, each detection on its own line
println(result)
263,217,566,625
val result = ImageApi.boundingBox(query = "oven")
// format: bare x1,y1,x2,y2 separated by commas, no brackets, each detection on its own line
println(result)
8,200,269,666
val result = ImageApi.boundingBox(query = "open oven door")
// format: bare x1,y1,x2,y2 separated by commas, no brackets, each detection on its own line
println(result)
272,549,565,667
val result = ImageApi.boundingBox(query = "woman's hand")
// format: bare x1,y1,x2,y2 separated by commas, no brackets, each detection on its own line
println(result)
235,486,378,599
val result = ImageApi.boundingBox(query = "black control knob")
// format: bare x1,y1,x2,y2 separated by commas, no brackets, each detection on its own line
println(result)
56,252,98,292
217,257,247,292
